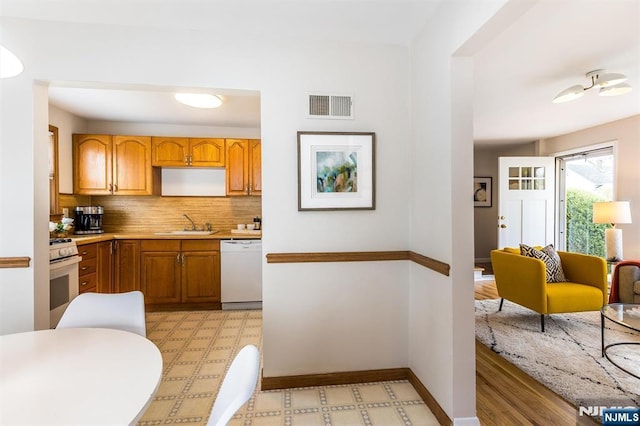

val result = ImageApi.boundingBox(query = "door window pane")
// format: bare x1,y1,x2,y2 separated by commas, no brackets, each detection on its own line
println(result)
508,166,546,191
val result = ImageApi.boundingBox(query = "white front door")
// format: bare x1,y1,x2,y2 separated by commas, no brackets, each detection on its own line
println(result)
498,156,556,248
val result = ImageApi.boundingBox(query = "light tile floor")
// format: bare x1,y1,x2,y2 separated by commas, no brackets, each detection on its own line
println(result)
139,310,439,426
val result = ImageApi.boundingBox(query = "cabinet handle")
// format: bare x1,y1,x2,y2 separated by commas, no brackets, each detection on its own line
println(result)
180,253,185,263
81,281,88,286
113,184,118,192
108,183,113,193
248,183,252,195
189,155,193,166
245,184,249,195
81,266,88,271
176,254,181,263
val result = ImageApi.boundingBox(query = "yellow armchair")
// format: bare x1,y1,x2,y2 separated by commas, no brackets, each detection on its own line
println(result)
490,248,607,331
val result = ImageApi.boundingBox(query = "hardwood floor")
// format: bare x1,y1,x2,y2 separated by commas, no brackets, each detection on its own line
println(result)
474,278,597,425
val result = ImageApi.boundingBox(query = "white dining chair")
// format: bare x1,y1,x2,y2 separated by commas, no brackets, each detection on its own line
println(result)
207,344,260,426
56,291,147,337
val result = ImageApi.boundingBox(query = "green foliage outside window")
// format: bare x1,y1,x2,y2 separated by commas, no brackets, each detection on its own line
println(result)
566,189,610,257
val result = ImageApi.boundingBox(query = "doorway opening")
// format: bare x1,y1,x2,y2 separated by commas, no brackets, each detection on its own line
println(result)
557,146,615,256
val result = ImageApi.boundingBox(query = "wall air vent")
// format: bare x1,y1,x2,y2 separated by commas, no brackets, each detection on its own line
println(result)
308,94,353,119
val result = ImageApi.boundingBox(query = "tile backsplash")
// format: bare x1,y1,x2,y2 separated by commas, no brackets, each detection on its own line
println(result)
59,194,261,233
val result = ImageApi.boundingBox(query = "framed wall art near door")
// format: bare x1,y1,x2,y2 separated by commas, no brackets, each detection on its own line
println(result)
474,177,492,207
297,131,375,211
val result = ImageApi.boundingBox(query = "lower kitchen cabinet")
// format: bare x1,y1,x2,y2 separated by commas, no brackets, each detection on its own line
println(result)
96,241,113,293
114,240,140,293
140,239,221,307
140,240,182,304
77,243,98,294
182,240,221,303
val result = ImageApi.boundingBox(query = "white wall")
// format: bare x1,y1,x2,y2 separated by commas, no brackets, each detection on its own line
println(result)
409,0,532,422
0,17,413,369
49,105,88,193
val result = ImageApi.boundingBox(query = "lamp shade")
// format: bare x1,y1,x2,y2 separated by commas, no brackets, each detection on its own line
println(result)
593,201,632,224
599,83,632,97
595,72,627,88
552,84,585,103
174,93,222,109
0,45,24,78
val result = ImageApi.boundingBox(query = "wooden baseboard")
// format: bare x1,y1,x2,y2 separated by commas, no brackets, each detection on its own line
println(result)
406,368,452,426
261,367,408,390
262,367,451,425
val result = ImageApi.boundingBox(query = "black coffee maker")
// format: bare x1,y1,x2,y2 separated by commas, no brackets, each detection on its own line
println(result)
74,206,104,234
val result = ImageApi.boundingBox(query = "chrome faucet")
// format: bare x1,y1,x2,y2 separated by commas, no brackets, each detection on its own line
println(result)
182,214,196,231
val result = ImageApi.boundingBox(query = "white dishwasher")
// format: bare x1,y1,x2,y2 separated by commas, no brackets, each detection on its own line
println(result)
221,239,262,310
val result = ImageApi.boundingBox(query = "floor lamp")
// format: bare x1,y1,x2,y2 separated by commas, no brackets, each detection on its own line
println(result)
593,201,632,262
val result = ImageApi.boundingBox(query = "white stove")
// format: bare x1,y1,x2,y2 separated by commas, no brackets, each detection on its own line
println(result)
49,238,80,263
49,238,81,328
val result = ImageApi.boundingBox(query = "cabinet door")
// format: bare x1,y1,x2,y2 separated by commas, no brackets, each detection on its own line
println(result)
249,139,262,196
112,136,154,195
182,250,220,302
225,139,249,196
73,134,112,195
114,240,140,293
190,138,225,167
96,241,114,293
151,137,189,167
140,240,181,304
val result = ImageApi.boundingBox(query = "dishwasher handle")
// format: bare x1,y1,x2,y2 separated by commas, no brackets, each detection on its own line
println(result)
221,240,262,252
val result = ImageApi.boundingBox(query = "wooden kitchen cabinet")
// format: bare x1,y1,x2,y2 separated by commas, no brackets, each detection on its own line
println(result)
96,241,113,293
140,240,182,304
114,240,140,293
73,134,159,195
151,137,225,167
140,239,220,307
77,243,98,294
225,139,261,196
182,240,220,303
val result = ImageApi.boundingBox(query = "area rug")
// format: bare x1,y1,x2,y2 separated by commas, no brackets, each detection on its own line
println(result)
475,299,640,412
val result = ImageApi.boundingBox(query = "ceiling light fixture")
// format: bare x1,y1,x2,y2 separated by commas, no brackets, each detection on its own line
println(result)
0,45,25,79
174,93,222,109
552,69,632,103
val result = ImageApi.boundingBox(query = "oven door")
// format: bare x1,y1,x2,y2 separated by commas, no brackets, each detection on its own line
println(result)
49,257,81,328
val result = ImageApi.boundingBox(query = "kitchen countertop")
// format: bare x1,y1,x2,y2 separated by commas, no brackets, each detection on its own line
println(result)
71,231,261,245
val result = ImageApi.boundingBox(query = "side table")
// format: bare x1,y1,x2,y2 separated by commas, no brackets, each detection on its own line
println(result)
601,303,640,379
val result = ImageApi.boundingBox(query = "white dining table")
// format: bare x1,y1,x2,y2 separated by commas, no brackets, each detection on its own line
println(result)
0,327,163,425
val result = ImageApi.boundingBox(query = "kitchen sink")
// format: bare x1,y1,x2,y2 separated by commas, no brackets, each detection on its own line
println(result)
153,230,218,236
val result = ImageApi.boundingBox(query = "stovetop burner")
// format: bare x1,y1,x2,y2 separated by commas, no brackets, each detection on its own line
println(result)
50,238,72,245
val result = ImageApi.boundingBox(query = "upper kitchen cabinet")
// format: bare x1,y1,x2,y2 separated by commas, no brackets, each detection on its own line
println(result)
225,139,261,196
151,137,225,167
73,134,158,195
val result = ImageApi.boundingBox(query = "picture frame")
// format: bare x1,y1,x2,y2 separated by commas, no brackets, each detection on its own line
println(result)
474,177,492,207
297,131,375,211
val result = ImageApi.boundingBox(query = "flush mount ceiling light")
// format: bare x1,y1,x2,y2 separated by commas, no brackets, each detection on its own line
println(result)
552,69,632,103
0,45,25,79
174,93,222,109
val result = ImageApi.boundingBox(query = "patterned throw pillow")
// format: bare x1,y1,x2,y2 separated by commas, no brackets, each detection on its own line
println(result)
519,244,568,283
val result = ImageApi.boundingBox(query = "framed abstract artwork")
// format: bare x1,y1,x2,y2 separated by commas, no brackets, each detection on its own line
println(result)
297,131,375,211
474,177,492,207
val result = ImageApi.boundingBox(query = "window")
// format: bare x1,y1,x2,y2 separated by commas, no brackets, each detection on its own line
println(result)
557,146,614,256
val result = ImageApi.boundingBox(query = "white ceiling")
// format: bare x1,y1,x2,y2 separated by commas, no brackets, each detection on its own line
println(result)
4,0,639,145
